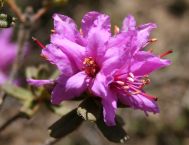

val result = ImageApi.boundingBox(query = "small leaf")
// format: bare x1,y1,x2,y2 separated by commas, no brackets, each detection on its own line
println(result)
1,83,33,101
50,70,60,80
25,66,39,79
49,109,83,139
96,116,129,143
21,99,40,117
45,101,71,116
77,98,101,122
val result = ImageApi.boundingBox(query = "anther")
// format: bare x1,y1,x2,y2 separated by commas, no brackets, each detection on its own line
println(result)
148,38,157,43
115,81,125,86
51,29,55,33
127,77,134,82
80,28,83,36
114,25,120,34
128,72,134,78
83,57,99,77
123,86,129,90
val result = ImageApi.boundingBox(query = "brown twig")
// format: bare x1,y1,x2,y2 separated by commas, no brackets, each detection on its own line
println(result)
9,7,33,82
0,1,50,106
0,112,29,133
32,1,50,22
6,0,25,23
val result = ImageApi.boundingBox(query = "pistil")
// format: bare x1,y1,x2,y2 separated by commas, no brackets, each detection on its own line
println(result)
32,37,45,49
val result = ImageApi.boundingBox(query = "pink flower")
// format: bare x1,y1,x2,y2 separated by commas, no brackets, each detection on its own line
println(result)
29,12,171,126
0,28,17,85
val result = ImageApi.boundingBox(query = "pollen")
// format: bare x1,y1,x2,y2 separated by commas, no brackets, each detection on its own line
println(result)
83,57,99,77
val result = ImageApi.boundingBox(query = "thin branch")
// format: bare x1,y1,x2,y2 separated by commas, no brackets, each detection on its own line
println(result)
0,7,33,105
32,3,50,22
0,112,29,133
9,24,31,82
0,1,50,106
6,0,25,23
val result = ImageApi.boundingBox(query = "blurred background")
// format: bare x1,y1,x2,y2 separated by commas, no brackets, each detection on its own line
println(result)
0,0,189,145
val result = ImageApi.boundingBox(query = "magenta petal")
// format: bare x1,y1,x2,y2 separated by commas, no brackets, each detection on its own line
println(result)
122,15,136,31
53,13,78,40
42,44,77,76
81,11,111,37
91,72,117,126
102,90,117,126
65,71,87,95
102,46,126,75
87,27,110,64
91,73,108,98
137,23,157,49
51,72,87,104
119,94,159,113
51,83,68,104
51,75,71,104
51,36,85,69
27,79,54,87
131,51,171,76
108,30,137,52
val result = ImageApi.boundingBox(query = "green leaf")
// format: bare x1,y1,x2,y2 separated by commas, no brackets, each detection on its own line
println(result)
77,98,101,122
21,100,40,117
25,66,39,79
50,70,60,80
96,115,129,143
1,83,33,101
49,109,83,139
45,101,71,116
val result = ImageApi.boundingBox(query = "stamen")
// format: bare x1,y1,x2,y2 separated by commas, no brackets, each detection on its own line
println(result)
128,72,134,78
83,57,99,77
141,92,158,101
127,77,134,82
32,37,45,49
123,85,129,90
129,85,158,101
51,29,55,33
160,50,173,58
115,81,125,86
148,38,157,43
114,25,120,34
80,28,83,36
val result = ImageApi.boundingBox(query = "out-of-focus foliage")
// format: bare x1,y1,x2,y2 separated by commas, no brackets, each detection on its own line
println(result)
0,0,189,145
0,0,4,7
0,13,16,28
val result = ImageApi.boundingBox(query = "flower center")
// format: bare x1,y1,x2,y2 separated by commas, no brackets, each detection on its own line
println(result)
111,72,157,101
83,57,99,77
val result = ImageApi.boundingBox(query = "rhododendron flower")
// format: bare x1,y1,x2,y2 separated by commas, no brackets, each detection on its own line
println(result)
29,11,171,126
0,28,17,85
